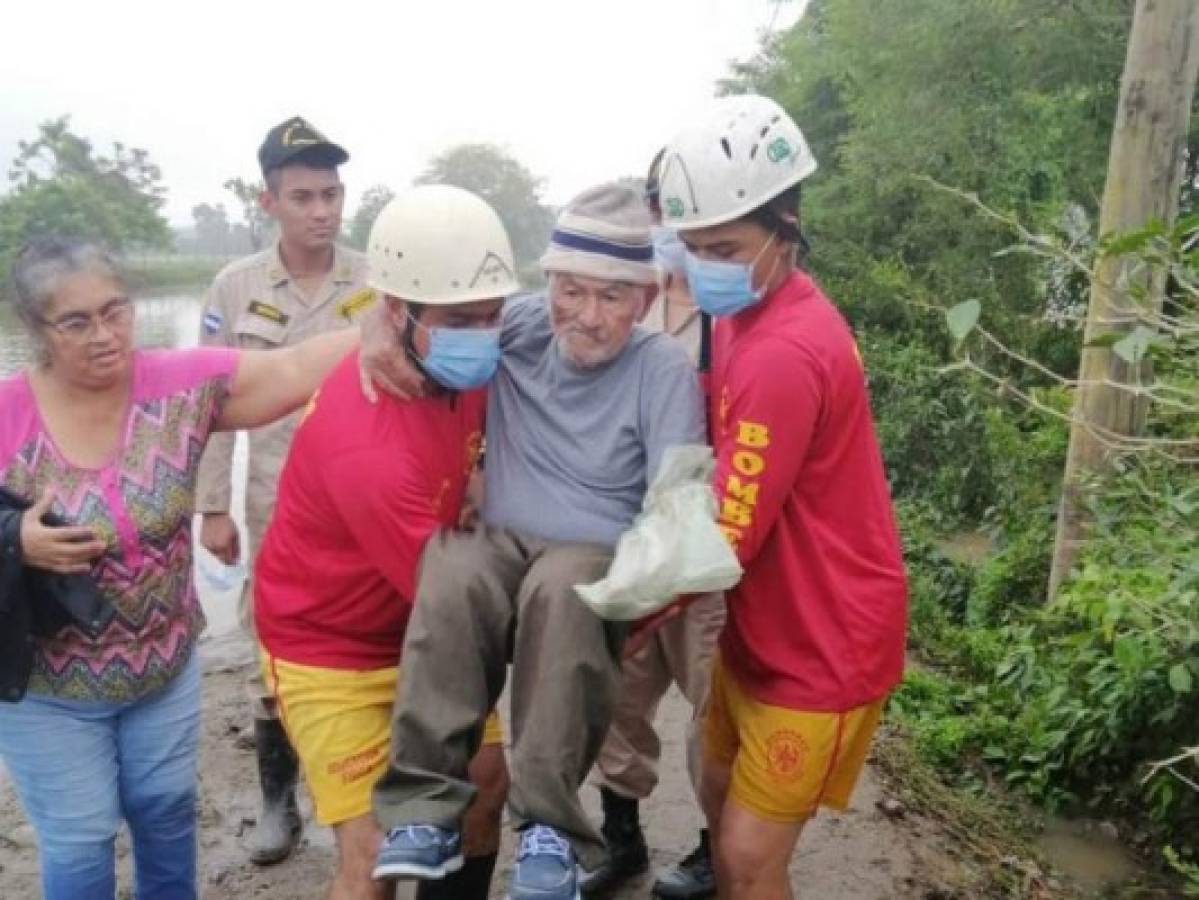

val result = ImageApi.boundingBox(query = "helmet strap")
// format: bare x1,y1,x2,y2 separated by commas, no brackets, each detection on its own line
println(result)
400,310,448,396
756,238,787,299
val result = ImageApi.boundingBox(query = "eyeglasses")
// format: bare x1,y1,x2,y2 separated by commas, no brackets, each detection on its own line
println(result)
40,300,134,341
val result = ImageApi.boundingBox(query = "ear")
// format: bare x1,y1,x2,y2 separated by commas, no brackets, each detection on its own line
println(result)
384,295,408,328
761,235,796,295
775,235,793,267
636,283,659,323
258,189,275,217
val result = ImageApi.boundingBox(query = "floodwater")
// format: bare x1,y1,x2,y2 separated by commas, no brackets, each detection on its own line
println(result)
1037,816,1138,893
0,289,247,638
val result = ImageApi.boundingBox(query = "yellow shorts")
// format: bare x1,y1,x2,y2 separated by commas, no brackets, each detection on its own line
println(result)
261,650,503,826
703,654,883,822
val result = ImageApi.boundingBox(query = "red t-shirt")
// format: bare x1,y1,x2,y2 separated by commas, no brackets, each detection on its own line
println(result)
710,270,907,712
254,352,485,669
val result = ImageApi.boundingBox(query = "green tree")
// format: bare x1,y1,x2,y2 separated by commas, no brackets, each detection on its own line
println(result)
417,144,553,271
346,184,395,251
1049,0,1199,596
0,117,172,281
723,0,1137,357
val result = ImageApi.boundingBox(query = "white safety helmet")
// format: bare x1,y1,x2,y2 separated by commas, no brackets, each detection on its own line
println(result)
658,95,817,230
367,184,520,305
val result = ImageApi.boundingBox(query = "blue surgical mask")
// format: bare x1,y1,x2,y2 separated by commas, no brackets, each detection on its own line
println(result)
684,234,778,318
410,316,502,391
652,225,687,276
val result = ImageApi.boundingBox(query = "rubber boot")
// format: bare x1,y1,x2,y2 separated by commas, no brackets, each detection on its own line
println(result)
246,718,303,866
579,787,649,895
652,829,716,899
415,851,498,900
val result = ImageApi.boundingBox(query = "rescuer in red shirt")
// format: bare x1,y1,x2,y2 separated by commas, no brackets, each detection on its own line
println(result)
656,94,908,900
253,185,519,900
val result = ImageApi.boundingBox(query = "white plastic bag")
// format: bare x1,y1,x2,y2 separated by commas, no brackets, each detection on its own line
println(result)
574,444,743,621
196,549,247,593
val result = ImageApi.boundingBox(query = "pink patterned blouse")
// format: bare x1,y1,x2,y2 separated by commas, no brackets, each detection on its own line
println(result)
0,348,239,702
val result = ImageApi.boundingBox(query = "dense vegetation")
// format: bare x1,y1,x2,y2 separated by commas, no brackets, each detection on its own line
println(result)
729,0,1199,878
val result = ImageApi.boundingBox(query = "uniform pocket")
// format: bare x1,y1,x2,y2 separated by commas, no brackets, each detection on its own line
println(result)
234,306,289,349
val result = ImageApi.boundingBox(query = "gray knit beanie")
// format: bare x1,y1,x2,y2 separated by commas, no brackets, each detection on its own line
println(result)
539,182,656,285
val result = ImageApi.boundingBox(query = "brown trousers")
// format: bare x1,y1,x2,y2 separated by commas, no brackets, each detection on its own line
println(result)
595,592,725,800
372,526,621,871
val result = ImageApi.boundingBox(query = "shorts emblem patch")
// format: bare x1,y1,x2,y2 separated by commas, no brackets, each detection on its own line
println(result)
765,728,808,783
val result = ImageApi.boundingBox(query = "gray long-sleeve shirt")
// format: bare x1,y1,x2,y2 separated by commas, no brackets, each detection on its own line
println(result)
482,292,706,547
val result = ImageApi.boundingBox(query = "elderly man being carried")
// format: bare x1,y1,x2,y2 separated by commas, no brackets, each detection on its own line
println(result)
364,183,706,900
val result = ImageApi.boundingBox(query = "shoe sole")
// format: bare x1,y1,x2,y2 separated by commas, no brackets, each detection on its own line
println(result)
372,853,464,881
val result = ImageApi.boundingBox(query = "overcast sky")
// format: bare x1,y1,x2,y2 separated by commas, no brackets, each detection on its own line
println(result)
1,0,807,227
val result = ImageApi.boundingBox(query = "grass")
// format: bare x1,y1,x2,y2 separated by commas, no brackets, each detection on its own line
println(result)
871,724,1059,898
123,256,229,292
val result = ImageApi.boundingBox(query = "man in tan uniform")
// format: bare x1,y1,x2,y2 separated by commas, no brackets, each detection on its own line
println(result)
195,115,372,865
582,151,725,900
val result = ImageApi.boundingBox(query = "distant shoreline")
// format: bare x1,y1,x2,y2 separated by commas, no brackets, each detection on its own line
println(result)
124,256,229,293
0,256,226,304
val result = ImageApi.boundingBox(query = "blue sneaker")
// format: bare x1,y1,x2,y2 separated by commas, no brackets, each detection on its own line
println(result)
508,824,580,900
372,824,463,881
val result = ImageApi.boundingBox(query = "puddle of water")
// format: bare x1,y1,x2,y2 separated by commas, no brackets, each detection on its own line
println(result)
1037,817,1138,892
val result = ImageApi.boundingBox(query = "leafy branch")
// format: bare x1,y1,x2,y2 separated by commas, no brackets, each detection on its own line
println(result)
930,184,1198,464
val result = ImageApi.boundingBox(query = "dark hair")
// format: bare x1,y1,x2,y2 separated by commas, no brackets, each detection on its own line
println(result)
264,146,343,194
745,184,801,240
744,184,810,259
642,148,671,219
645,147,667,206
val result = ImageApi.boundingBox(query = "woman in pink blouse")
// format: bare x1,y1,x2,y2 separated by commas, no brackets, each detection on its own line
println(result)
0,236,360,900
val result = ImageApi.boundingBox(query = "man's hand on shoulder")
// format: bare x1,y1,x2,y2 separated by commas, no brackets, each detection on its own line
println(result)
357,300,427,403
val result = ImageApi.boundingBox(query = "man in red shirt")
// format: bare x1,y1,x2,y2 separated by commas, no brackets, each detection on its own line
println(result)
253,185,519,900
656,95,908,899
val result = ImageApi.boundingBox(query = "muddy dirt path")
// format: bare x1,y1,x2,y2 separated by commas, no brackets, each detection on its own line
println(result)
0,633,1050,899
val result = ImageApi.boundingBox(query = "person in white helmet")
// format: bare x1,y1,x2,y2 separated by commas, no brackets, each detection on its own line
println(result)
251,185,518,900
656,95,907,899
365,182,706,900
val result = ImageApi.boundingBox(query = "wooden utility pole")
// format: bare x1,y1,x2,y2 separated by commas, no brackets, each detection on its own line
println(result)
1048,0,1199,599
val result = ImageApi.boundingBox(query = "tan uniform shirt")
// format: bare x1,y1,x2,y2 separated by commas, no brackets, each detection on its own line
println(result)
195,242,373,555
597,269,726,800
644,272,702,360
